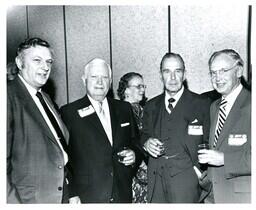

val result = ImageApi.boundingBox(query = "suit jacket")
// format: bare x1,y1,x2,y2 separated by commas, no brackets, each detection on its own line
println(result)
141,89,211,202
202,87,251,203
7,77,69,203
60,95,140,203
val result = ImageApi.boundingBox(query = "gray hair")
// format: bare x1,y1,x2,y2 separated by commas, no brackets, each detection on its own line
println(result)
208,49,244,68
82,58,112,80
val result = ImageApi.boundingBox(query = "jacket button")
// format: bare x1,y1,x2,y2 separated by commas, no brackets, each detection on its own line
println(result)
110,172,113,176
58,187,63,191
110,198,114,202
58,165,62,169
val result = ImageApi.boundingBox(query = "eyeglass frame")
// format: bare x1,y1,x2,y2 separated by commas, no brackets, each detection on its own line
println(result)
209,61,240,78
128,84,147,89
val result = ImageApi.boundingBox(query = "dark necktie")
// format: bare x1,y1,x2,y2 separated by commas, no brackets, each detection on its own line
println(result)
168,98,176,112
213,98,227,148
36,91,69,154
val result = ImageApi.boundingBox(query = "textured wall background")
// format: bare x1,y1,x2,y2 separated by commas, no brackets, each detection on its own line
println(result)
28,6,67,106
171,5,248,94
65,6,110,103
7,5,250,106
111,6,168,99
7,6,27,64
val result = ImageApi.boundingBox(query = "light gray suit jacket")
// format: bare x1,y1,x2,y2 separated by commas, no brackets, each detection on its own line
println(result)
202,87,251,203
7,77,69,203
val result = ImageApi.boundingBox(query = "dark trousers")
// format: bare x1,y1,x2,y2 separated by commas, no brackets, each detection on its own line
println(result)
151,167,200,203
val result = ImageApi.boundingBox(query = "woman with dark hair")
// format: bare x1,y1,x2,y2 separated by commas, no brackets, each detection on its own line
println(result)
117,72,147,203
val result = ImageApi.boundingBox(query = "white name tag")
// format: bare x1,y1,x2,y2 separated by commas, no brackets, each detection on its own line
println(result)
228,134,247,146
77,105,95,118
188,125,203,135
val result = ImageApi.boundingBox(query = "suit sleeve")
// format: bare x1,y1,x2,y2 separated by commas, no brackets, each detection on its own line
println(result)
7,93,21,203
59,106,77,199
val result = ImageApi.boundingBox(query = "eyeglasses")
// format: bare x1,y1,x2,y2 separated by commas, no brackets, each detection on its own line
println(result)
209,61,239,78
128,84,146,89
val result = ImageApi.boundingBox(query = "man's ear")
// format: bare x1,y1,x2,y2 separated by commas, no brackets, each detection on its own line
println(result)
81,75,86,86
15,56,23,70
183,70,186,81
159,71,163,82
236,66,243,78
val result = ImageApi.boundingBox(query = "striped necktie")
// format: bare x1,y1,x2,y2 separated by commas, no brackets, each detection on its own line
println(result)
213,98,227,148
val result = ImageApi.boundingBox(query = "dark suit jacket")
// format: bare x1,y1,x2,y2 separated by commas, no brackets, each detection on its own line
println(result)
201,87,251,203
141,89,211,202
7,77,69,203
60,95,140,203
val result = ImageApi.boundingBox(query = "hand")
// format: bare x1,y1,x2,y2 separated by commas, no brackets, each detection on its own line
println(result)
118,149,135,166
144,137,163,158
198,149,224,166
69,196,81,204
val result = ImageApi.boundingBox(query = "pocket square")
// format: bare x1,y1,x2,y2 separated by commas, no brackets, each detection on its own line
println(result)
191,119,199,124
121,122,130,127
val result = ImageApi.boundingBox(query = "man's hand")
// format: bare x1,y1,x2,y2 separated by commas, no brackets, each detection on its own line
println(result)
198,149,224,166
118,149,135,166
143,137,163,158
69,196,81,204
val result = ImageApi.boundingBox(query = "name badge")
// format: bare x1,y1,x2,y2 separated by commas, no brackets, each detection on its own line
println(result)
188,125,203,135
228,134,247,146
77,105,95,118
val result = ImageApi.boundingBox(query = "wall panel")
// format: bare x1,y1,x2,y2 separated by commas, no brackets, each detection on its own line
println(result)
111,6,168,100
28,6,67,106
65,6,110,103
171,5,248,94
7,6,27,63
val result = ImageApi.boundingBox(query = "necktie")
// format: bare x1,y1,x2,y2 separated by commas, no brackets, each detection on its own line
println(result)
168,98,176,113
36,91,69,154
213,98,227,147
98,101,112,145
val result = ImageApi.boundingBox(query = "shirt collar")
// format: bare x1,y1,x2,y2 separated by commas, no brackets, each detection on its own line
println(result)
222,83,243,106
87,94,107,111
165,85,184,104
18,74,41,96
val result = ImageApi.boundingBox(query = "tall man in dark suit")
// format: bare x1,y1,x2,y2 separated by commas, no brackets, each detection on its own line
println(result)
141,52,211,203
198,49,251,203
7,38,69,203
60,58,140,203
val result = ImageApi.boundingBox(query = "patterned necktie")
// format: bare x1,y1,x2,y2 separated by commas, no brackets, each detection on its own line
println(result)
168,98,176,113
213,98,227,148
36,91,69,154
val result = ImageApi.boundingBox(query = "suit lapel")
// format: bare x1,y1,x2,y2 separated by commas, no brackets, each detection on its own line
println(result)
81,95,109,138
15,77,61,147
209,100,220,148
108,98,118,146
216,88,249,149
43,92,69,144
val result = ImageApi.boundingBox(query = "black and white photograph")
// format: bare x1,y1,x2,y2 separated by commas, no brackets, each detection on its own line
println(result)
1,0,255,208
